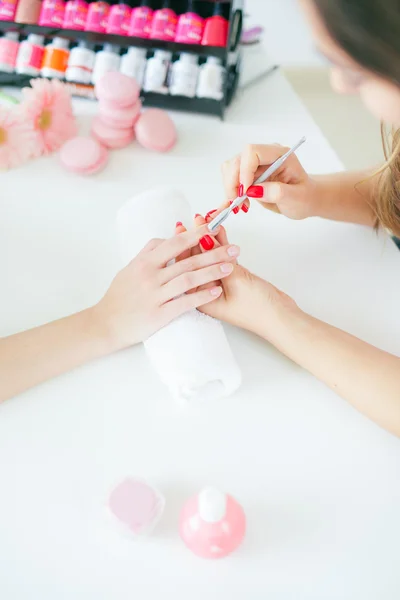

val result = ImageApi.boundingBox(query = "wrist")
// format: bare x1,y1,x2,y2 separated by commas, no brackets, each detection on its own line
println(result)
83,305,122,356
259,300,311,350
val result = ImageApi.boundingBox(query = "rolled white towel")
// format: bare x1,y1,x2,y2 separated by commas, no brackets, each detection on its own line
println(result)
116,187,242,404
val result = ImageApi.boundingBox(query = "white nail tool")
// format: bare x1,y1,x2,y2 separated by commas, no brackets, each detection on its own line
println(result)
208,136,307,232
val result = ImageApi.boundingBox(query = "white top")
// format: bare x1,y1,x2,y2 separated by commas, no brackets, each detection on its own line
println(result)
154,49,172,60
1,21,400,600
179,53,198,65
26,33,44,46
127,46,147,57
52,37,69,50
4,31,18,42
103,43,120,53
198,489,227,523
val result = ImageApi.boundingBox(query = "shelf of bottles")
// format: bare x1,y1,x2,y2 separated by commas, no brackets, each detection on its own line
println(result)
0,0,243,118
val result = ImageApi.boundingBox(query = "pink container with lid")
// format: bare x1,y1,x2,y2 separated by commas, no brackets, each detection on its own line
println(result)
85,1,110,33
179,488,246,559
63,0,88,29
128,0,153,38
149,0,177,42
39,0,65,26
108,478,165,536
106,0,132,35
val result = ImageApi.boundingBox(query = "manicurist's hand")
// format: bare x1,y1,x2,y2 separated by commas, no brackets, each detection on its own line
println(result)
221,143,318,219
94,224,238,350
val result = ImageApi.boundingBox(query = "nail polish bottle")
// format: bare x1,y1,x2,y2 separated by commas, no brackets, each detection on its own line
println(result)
201,1,229,47
91,43,120,84
0,32,19,73
63,0,88,30
0,0,18,21
15,33,45,75
39,0,66,26
41,37,70,79
175,0,204,44
128,0,153,38
196,56,225,100
85,0,110,33
66,40,95,83
169,53,199,98
15,0,42,23
106,0,133,35
120,46,147,87
143,48,171,94
149,0,177,42
180,488,246,559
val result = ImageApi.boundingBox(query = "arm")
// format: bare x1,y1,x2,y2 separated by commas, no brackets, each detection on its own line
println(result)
311,170,378,227
265,304,400,437
0,224,239,402
0,310,109,402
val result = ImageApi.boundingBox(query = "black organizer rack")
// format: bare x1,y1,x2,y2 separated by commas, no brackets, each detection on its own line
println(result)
0,0,244,118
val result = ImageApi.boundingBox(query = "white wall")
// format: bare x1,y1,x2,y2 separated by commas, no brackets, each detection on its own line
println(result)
245,0,324,67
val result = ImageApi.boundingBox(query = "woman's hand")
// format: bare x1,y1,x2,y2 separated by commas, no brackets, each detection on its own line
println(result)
94,224,239,351
184,216,298,339
221,143,318,220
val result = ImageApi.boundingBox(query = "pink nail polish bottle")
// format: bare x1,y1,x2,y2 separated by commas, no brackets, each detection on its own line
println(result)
149,0,178,42
128,0,153,38
201,1,229,48
63,0,89,30
85,0,110,33
180,488,246,559
106,0,133,36
39,0,66,26
0,32,19,73
0,0,18,21
175,0,204,44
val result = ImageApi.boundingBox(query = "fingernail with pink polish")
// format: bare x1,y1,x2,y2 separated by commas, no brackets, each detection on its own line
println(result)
210,287,222,297
227,245,240,257
220,263,233,274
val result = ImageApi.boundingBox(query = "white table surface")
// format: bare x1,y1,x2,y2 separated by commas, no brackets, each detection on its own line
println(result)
1,44,400,600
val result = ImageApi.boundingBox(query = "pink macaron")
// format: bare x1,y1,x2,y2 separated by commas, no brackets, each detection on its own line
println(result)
59,136,108,175
135,108,177,153
91,116,135,149
95,71,140,108
99,98,142,129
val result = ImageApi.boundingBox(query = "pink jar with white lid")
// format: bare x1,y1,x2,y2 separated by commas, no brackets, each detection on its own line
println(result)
179,488,246,559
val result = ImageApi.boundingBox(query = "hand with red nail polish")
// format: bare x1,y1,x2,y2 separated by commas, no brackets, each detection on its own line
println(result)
221,143,317,220
95,223,238,350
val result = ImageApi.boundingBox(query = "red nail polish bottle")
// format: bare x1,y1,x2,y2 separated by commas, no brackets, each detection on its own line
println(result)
201,1,229,47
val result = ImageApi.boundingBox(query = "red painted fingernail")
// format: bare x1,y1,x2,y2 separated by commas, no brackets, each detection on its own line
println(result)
195,214,202,218
241,204,249,213
205,209,217,221
233,206,240,214
238,183,244,196
247,185,264,198
200,235,215,251
176,221,183,227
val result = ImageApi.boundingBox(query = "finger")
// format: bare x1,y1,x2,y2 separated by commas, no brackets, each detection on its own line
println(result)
151,223,220,267
195,213,218,252
162,286,223,321
160,262,233,303
239,144,291,195
221,155,241,201
247,181,300,209
214,226,238,265
137,238,164,256
160,243,240,285
175,221,191,261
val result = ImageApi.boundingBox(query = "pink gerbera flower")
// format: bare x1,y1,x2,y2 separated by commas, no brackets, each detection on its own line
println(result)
0,106,36,170
21,78,78,156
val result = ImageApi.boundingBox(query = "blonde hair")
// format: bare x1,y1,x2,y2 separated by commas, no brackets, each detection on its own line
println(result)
374,127,400,235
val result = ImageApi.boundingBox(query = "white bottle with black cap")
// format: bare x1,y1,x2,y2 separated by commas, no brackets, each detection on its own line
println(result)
196,56,226,101
120,47,147,87
169,53,199,98
143,49,172,94
91,44,121,85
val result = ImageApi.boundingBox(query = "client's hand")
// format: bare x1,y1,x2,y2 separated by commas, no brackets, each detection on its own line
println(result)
220,143,318,220
94,224,238,350
184,216,297,340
